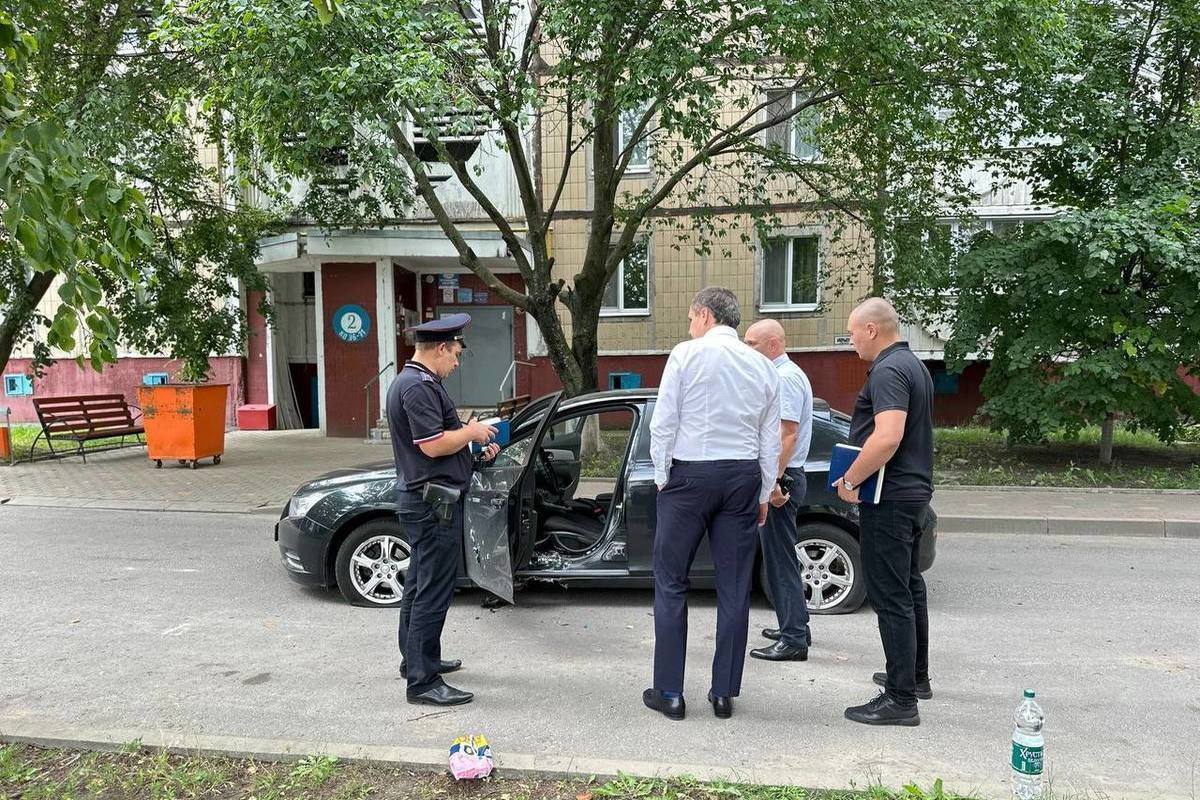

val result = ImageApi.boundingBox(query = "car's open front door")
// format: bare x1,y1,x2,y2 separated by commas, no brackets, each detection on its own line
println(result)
462,391,563,603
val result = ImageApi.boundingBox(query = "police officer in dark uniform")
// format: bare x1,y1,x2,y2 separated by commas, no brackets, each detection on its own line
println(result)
387,313,499,707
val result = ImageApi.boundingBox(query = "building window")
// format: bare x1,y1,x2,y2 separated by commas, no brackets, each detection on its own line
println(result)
602,238,650,315
761,235,819,310
934,217,1045,268
616,103,651,173
765,90,821,161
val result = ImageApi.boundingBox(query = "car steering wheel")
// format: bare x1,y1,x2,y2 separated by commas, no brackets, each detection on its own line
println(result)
535,447,563,497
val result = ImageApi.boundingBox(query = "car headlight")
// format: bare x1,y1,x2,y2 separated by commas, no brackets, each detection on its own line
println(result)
288,491,327,519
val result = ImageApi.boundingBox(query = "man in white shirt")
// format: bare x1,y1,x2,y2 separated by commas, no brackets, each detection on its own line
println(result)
644,287,781,721
744,319,814,662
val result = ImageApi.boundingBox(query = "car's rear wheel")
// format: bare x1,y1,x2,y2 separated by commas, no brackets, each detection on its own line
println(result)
760,521,866,615
334,519,410,607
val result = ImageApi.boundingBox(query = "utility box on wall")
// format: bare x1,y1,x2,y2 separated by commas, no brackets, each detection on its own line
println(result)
237,403,277,431
608,372,642,390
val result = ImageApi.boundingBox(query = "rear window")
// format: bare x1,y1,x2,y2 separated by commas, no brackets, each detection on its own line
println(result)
810,416,849,462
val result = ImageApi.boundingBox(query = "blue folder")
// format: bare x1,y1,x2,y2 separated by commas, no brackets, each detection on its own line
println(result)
829,443,886,504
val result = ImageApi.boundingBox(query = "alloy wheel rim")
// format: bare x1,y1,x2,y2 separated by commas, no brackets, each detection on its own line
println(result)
349,534,410,605
795,538,854,610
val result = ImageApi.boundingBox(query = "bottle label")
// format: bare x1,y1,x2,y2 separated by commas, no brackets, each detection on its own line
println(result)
1012,742,1043,775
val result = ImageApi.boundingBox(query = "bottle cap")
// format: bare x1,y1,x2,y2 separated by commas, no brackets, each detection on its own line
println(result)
1024,689,1035,698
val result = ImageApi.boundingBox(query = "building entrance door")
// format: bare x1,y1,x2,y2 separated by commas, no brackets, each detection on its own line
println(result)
439,306,513,407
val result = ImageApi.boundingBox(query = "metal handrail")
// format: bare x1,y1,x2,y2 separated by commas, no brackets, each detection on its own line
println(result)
499,360,534,403
364,361,395,439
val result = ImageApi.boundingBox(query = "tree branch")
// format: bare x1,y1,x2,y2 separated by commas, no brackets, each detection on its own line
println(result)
385,120,530,309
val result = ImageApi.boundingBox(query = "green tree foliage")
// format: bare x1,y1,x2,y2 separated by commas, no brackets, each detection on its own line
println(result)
1,2,279,383
897,0,1200,459
164,0,1067,394
1,11,152,373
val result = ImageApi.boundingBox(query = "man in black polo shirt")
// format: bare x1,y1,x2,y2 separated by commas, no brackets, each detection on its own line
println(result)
834,297,934,726
387,313,498,707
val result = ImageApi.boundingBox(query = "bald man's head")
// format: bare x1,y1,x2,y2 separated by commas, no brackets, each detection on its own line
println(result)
847,297,901,362
744,318,786,359
850,298,900,333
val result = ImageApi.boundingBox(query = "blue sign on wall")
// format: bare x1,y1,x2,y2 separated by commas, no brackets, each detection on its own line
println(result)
332,304,371,343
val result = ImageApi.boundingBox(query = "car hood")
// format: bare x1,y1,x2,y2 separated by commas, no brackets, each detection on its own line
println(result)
295,461,397,494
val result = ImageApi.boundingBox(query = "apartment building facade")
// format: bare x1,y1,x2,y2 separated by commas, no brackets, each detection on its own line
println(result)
3,41,1049,433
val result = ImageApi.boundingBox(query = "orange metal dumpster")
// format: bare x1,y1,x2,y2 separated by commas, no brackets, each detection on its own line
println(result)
137,384,228,469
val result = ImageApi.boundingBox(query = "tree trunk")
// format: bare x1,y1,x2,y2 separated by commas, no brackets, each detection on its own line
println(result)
569,297,601,397
1099,412,1115,466
871,167,890,297
0,271,56,377
525,300,586,397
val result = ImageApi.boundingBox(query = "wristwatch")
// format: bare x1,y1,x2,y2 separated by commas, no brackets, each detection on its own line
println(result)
841,477,857,491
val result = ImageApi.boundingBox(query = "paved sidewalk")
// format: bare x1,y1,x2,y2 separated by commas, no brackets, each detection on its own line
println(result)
1,429,1197,534
0,431,385,514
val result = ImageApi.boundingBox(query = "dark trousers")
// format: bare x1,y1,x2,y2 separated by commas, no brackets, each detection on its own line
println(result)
760,468,809,648
859,500,931,707
653,459,761,697
396,490,463,694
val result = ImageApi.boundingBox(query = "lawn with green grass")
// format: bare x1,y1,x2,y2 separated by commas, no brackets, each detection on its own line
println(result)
579,423,1199,489
5,423,144,462
0,743,978,800
934,425,1200,489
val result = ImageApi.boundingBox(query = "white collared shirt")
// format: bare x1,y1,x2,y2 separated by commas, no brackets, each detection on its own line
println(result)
774,353,813,469
650,326,781,503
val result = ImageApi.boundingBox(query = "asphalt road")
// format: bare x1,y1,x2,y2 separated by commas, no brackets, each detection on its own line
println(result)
1,506,1197,798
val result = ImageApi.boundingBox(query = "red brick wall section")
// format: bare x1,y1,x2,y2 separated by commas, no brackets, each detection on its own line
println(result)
321,263,379,437
244,289,269,405
923,360,988,426
2,357,244,426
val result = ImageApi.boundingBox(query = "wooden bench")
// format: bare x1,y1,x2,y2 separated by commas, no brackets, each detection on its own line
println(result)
31,394,145,462
495,394,532,419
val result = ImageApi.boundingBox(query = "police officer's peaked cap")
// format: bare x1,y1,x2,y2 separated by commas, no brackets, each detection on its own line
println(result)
406,312,471,343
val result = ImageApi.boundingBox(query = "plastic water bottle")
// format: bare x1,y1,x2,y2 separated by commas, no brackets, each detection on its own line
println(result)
1011,689,1045,800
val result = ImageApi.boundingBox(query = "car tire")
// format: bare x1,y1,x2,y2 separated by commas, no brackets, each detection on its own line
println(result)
760,521,866,615
334,518,411,608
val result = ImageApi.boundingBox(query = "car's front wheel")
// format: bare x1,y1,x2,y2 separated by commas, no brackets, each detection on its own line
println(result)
334,519,410,607
761,521,866,615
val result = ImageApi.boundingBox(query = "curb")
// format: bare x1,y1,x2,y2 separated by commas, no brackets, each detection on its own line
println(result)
0,721,784,788
4,497,1199,538
0,496,279,515
933,484,1200,495
935,514,1200,539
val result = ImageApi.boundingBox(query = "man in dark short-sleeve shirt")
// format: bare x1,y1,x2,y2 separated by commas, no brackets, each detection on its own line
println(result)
833,297,935,726
386,313,499,707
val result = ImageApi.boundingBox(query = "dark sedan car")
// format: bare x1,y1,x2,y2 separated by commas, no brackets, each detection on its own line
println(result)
275,389,936,613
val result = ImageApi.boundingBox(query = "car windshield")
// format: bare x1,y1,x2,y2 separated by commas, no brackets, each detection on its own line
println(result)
490,433,536,469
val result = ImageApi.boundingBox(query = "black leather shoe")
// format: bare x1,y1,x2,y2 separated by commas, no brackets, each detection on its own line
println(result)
400,659,462,679
750,641,808,661
845,693,920,726
407,683,473,706
707,691,732,719
872,672,932,700
762,626,812,646
642,688,685,720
